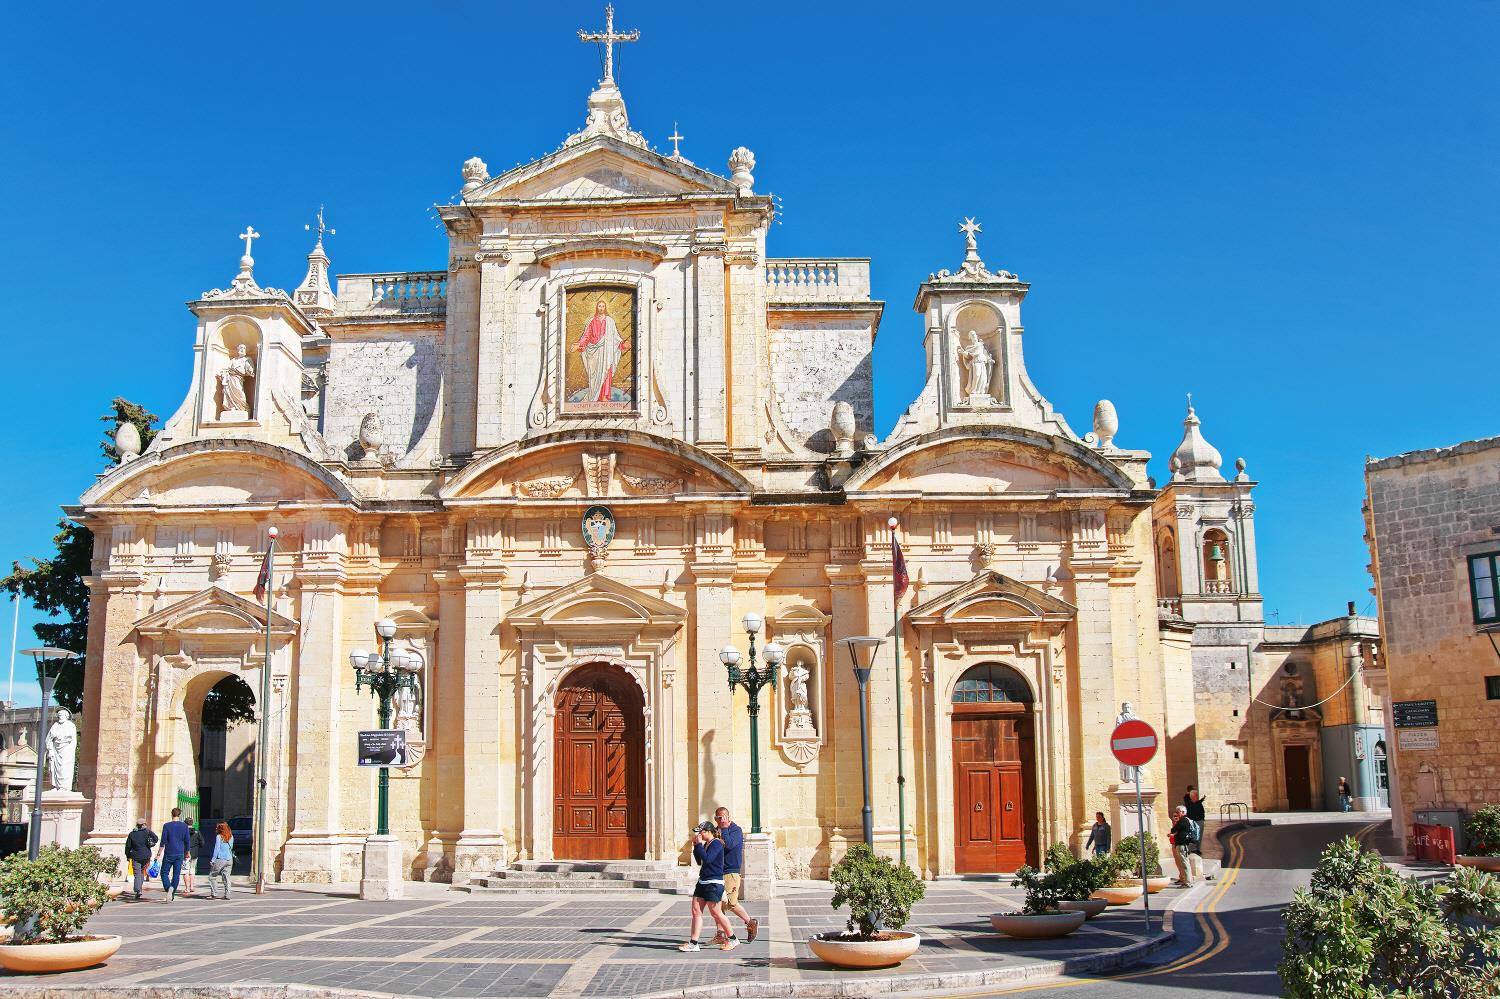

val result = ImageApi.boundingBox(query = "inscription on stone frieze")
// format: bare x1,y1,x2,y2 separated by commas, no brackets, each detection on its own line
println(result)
510,213,721,236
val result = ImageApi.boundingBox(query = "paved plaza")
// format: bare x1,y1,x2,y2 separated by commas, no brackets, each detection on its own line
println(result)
0,881,1183,998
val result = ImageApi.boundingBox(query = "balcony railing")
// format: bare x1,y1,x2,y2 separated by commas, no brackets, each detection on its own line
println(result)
1204,580,1235,595
765,258,871,302
337,271,448,312
1158,597,1183,618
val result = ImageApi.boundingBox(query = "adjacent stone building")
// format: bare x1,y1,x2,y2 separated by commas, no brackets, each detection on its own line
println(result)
66,16,1380,886
1365,434,1500,850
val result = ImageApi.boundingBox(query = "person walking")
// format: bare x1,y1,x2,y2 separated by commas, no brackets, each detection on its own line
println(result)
155,807,192,902
1183,785,1207,883
124,819,157,901
181,818,205,896
1337,776,1353,813
1083,812,1111,857
208,822,234,900
1168,806,1198,887
710,807,759,946
679,821,737,953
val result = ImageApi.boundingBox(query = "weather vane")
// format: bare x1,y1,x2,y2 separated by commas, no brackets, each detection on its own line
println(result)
306,205,335,245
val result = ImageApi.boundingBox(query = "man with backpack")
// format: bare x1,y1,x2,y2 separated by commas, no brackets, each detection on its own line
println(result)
124,819,157,900
1168,805,1200,888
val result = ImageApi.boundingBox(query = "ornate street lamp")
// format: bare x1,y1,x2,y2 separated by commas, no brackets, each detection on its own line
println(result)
721,612,783,835
840,636,884,850
349,618,419,836
19,646,76,860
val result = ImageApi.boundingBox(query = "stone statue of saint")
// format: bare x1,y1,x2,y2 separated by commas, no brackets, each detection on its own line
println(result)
395,671,423,738
789,663,811,715
785,660,815,736
958,330,994,401
218,343,256,419
46,709,77,792
1115,701,1150,785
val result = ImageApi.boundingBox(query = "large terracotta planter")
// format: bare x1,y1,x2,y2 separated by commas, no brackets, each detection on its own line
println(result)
808,932,921,969
1058,898,1108,920
989,910,1086,939
1458,856,1500,873
1146,876,1172,894
0,935,122,973
1091,884,1143,905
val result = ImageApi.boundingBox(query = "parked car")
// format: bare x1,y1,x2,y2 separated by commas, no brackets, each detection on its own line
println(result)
229,815,253,853
0,822,28,858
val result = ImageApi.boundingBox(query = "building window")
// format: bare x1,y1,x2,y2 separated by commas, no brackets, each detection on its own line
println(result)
952,663,1033,704
1487,676,1500,700
1470,552,1500,624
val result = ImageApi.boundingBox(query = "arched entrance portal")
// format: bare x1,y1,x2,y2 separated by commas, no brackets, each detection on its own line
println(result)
952,663,1037,872
552,664,646,860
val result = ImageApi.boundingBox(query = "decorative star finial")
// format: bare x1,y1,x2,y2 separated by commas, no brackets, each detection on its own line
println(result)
578,4,639,86
239,226,261,259
305,206,335,246
958,217,982,241
668,123,684,159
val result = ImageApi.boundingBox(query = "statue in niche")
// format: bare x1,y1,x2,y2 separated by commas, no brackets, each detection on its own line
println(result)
1115,701,1151,785
785,659,815,736
395,662,424,739
1274,663,1318,721
217,343,256,419
46,709,78,792
958,330,994,402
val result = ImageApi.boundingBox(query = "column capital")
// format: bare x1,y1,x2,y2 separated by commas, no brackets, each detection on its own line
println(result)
457,564,509,588
688,561,736,586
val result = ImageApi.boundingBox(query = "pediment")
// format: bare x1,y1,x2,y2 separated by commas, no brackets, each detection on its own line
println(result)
468,139,732,204
908,570,1075,628
134,584,297,638
85,441,353,508
442,435,753,501
847,428,1136,495
507,573,686,630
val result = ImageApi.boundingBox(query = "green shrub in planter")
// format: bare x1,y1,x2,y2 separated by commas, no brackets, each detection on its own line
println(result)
827,844,925,940
1043,841,1076,873
1011,865,1070,915
1110,832,1163,879
1465,805,1500,857
1060,856,1117,900
0,846,118,944
1280,837,1500,997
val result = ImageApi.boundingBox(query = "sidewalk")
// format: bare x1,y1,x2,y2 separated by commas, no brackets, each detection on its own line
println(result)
0,879,1200,998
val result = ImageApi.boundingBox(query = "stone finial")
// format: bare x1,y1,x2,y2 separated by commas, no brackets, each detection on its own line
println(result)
461,156,489,194
1089,400,1118,449
829,400,856,457
1170,398,1224,482
728,147,756,195
293,207,337,315
114,421,142,463
1235,457,1249,482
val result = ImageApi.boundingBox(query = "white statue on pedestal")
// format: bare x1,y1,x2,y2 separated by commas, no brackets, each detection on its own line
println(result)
218,344,256,419
785,661,815,735
1115,701,1151,786
958,330,994,402
395,672,423,738
46,709,77,792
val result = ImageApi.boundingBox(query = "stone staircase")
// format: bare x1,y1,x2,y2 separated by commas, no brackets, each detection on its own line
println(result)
458,859,696,895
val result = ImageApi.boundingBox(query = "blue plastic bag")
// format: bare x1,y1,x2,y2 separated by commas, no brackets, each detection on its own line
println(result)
147,861,159,879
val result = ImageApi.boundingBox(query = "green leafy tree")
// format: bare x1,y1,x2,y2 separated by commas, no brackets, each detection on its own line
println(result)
1,399,252,726
1280,836,1500,997
0,845,118,943
828,844,926,939
1466,806,1500,857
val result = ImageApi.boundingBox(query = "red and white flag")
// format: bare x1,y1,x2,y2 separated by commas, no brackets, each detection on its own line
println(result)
253,540,273,603
892,531,909,602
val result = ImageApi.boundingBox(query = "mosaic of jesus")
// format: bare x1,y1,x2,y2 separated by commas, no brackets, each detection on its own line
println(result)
564,286,635,413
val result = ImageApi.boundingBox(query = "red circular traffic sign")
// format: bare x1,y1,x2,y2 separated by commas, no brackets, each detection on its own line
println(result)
1110,719,1158,767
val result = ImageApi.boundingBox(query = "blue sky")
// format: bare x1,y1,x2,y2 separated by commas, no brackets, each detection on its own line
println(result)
1,3,1495,706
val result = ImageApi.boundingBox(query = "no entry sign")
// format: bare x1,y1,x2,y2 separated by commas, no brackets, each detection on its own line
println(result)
1111,719,1158,768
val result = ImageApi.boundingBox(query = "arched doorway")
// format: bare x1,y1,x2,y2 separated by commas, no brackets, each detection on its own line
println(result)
952,663,1037,872
553,664,645,860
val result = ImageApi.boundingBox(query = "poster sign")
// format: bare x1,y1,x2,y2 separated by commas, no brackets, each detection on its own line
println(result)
358,729,407,767
1392,699,1438,728
1398,729,1439,751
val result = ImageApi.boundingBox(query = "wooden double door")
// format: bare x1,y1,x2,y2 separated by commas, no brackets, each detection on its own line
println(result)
953,706,1038,872
553,664,646,860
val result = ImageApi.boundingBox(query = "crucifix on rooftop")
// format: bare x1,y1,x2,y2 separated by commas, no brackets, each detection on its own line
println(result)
668,123,684,159
239,226,261,259
578,4,639,86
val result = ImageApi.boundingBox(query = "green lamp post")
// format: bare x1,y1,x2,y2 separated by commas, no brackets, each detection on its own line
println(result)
349,618,419,836
721,612,784,836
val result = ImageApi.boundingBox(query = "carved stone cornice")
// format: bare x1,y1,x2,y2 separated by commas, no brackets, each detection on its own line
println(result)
457,564,509,589
687,561,736,587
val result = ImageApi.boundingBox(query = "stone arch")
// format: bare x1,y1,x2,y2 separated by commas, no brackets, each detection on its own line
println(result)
948,660,1039,872
946,661,1037,706
83,438,358,507
846,425,1135,494
1201,527,1233,592
1156,526,1180,599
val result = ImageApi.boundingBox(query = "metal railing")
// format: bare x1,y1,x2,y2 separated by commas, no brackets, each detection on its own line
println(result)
1219,802,1250,822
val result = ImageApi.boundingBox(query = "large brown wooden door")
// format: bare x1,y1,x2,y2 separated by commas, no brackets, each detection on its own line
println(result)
553,664,645,860
1284,745,1313,810
953,707,1036,872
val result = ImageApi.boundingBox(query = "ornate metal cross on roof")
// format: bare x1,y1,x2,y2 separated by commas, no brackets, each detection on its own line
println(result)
578,4,639,85
958,217,982,248
239,225,261,258
668,123,684,159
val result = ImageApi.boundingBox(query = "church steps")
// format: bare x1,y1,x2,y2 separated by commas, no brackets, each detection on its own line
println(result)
455,860,695,895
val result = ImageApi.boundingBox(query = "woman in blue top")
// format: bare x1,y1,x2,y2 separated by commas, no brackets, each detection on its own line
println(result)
680,821,737,952
208,822,235,900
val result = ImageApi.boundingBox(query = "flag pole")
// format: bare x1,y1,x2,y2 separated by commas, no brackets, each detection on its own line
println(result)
253,527,277,894
889,517,908,868
8,582,19,706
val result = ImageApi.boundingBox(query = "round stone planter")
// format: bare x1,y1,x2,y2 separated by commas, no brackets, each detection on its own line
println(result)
1091,884,1144,905
989,910,1086,939
0,935,122,973
1057,898,1108,920
1457,856,1500,873
1146,876,1172,894
808,932,921,969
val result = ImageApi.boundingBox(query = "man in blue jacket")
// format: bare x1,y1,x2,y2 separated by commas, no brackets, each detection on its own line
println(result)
155,807,193,902
711,807,759,945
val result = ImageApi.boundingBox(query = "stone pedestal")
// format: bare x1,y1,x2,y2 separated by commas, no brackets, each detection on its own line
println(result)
1106,782,1161,850
740,832,777,900
20,790,89,850
359,834,405,900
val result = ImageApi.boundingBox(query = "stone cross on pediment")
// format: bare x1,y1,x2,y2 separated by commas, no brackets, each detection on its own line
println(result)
239,226,260,258
578,4,639,85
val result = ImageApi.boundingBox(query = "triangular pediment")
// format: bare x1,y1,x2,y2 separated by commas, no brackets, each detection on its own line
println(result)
507,572,686,630
134,584,297,637
467,137,733,204
908,570,1075,627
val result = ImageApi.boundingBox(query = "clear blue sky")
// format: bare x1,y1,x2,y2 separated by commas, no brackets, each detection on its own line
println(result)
2,3,1495,706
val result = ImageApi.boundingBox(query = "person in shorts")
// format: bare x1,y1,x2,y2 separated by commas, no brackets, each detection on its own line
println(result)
680,821,737,952
710,806,759,945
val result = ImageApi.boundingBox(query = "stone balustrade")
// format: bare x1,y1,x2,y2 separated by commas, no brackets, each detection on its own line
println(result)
1158,597,1183,617
765,258,871,302
1203,580,1235,595
336,271,448,311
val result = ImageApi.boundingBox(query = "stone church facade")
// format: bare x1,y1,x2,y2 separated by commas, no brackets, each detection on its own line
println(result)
69,28,1381,885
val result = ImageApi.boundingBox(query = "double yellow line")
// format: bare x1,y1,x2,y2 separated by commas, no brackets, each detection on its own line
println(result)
949,828,1249,996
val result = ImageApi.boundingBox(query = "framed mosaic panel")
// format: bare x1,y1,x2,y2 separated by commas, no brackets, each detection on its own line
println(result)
563,285,636,414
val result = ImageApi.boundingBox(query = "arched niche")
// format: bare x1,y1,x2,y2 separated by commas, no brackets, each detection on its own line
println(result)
1202,527,1233,593
204,316,263,424
1156,527,1180,599
949,300,1005,405
767,605,830,770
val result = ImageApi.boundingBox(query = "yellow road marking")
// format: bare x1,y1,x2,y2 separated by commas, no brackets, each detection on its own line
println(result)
938,828,1249,997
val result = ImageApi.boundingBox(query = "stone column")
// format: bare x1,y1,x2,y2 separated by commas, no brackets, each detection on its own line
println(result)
861,558,906,855
81,569,147,849
473,250,510,448
1070,562,1119,840
427,570,467,880
826,562,869,850
441,226,480,457
453,564,508,883
688,559,737,821
691,246,727,447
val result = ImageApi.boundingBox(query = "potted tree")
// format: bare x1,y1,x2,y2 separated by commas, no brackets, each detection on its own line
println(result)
990,864,1087,939
1055,856,1115,919
0,846,122,973
1459,806,1500,872
1111,832,1170,893
808,844,926,968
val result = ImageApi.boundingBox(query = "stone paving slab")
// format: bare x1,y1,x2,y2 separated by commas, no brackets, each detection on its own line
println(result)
0,882,1189,998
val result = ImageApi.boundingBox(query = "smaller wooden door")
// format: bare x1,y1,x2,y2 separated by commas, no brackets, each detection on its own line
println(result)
953,709,1036,872
1284,745,1313,810
553,665,645,860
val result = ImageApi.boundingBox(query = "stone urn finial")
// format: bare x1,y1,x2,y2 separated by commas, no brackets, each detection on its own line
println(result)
1090,399,1118,449
114,421,142,463
728,147,756,195
461,156,489,194
829,401,856,457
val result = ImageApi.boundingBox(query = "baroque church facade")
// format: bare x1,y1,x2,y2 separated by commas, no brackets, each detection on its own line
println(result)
70,20,1382,886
